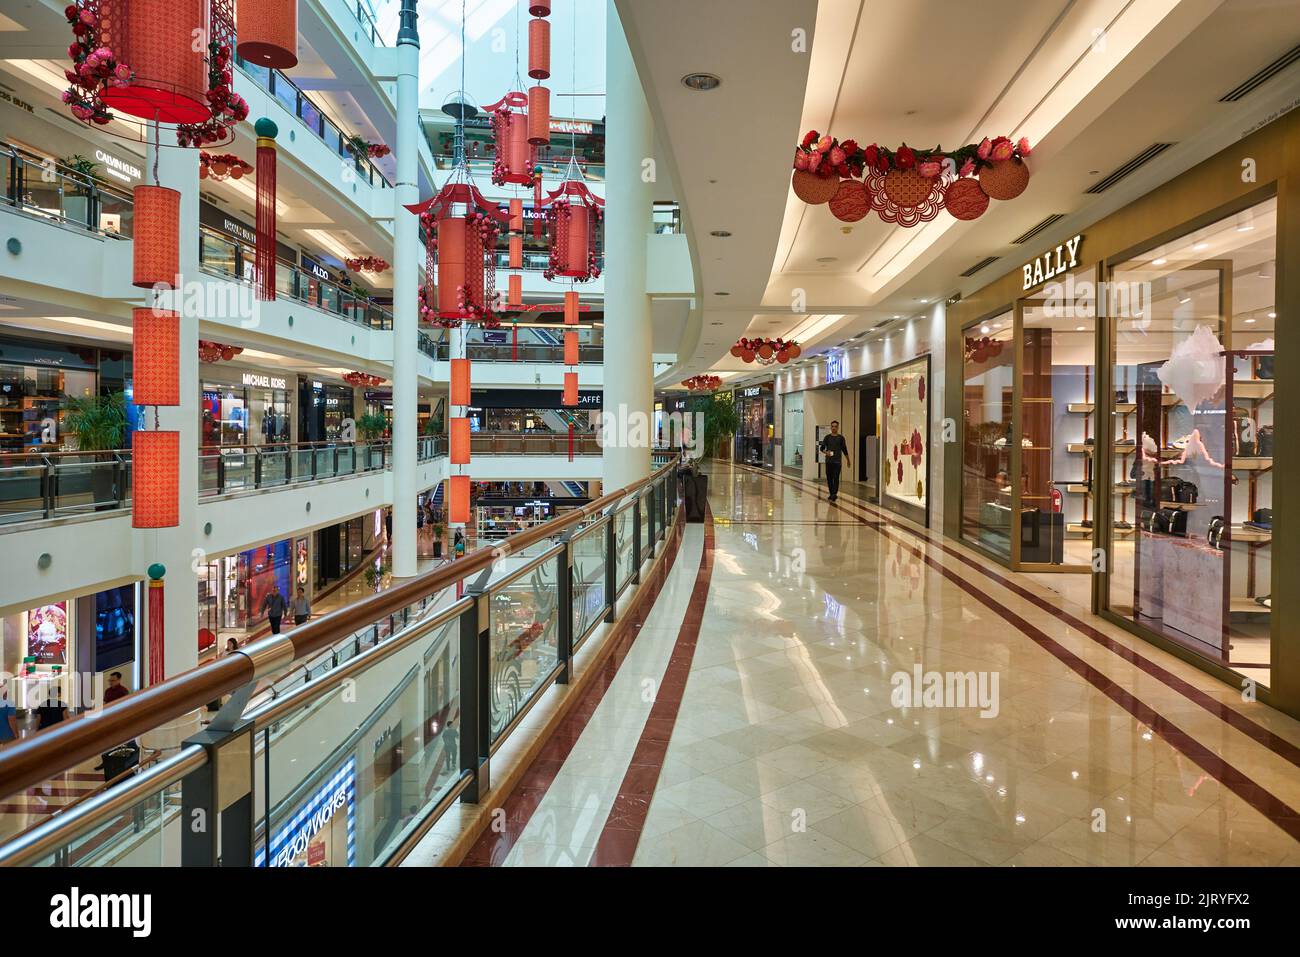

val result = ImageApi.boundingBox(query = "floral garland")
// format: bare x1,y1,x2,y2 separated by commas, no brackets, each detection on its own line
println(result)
61,2,128,125
199,152,252,181
964,335,1006,364
366,143,391,159
794,131,1031,180
198,340,243,363
342,371,386,388
730,337,802,366
177,36,247,148
682,375,722,393
345,256,391,273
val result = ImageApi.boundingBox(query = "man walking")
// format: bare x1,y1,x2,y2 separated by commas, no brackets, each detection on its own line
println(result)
262,583,288,635
819,420,850,502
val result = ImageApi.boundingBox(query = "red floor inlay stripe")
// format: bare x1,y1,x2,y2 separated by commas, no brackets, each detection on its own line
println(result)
754,468,1300,843
459,511,688,866
589,504,715,866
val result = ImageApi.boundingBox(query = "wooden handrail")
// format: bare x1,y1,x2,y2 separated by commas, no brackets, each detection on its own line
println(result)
0,454,678,800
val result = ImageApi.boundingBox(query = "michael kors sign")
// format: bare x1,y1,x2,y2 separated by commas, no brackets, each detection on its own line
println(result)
1022,234,1082,291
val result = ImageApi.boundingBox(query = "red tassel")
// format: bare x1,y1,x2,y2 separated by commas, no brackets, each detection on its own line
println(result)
568,422,574,462
512,321,518,362
534,177,543,238
256,132,278,301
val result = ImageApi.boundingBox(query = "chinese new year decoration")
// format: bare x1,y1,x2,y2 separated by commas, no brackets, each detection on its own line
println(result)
682,375,722,393
345,256,391,273
792,131,1032,226
342,371,386,388
198,151,252,181
731,337,802,366
236,0,299,70
198,340,244,363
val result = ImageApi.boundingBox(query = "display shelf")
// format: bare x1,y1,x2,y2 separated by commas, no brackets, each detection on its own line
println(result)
1231,525,1272,544
1229,597,1271,615
1233,379,1274,401
1159,501,1207,509
1232,457,1273,471
1068,522,1134,538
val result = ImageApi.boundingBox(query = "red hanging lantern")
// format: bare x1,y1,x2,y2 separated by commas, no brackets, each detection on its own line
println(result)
564,290,580,325
132,307,179,405
99,0,210,125
509,233,524,269
448,475,471,525
408,182,508,326
543,180,604,282
450,417,471,465
450,357,471,406
529,0,550,15
562,371,579,407
527,85,550,145
509,198,525,232
564,330,578,366
508,273,523,308
528,17,550,80
132,185,180,289
484,93,536,187
132,429,180,528
236,0,300,69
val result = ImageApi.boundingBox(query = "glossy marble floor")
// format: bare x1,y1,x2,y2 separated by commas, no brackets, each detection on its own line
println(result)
462,462,1300,866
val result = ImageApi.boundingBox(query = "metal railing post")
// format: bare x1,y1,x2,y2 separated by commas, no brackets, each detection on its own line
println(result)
604,514,617,623
648,486,657,554
216,453,226,495
41,455,54,519
114,453,126,509
556,535,574,685
181,721,255,867
632,498,642,585
254,448,263,489
459,589,490,803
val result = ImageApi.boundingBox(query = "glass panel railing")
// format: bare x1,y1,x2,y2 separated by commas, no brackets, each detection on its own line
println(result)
640,490,653,564
0,461,48,525
615,505,634,596
488,549,561,745
571,518,609,648
252,607,462,867
49,456,126,516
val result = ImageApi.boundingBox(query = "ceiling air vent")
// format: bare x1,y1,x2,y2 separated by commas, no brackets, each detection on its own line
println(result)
960,256,1000,278
1011,213,1065,245
1220,43,1300,101
1085,144,1175,194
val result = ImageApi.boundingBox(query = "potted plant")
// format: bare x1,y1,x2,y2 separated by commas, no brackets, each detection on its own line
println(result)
60,154,100,227
62,391,127,510
688,392,740,460
355,412,388,442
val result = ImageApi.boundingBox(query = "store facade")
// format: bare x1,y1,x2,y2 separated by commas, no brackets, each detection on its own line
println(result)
734,382,775,469
299,377,358,443
943,109,1299,714
0,336,118,452
200,365,294,449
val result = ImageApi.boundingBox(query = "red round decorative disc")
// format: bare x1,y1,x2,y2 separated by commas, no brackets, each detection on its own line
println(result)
882,169,936,208
829,179,871,222
979,158,1030,200
792,170,841,205
944,177,990,220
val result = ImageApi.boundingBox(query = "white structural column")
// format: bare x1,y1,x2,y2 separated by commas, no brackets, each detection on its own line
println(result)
140,142,200,679
391,0,421,578
602,1,654,490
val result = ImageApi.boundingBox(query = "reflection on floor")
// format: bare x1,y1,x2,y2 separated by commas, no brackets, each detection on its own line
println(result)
468,461,1300,867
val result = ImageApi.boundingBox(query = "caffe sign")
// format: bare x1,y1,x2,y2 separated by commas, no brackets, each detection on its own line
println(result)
1022,234,1082,291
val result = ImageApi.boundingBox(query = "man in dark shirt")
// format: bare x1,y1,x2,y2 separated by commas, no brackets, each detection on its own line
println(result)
819,420,851,502
262,585,288,635
103,672,129,705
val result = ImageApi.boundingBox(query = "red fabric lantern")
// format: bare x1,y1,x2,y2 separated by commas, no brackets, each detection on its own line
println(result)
132,429,179,528
132,307,179,406
133,185,179,289
553,202,591,278
509,198,524,232
509,234,523,269
564,330,578,366
436,216,482,319
944,177,990,220
562,372,579,407
486,97,536,187
100,0,210,124
527,86,550,145
529,0,550,15
528,17,551,80
448,475,471,525
450,358,471,406
564,290,579,325
450,417,470,465
508,273,523,308
236,0,300,69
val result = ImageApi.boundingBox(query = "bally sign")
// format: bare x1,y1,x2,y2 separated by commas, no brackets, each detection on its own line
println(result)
1022,234,1083,291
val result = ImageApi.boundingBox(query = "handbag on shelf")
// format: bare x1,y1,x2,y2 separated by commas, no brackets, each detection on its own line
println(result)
1234,415,1258,457
1174,479,1198,504
1207,515,1227,549
1258,425,1274,457
1256,355,1275,380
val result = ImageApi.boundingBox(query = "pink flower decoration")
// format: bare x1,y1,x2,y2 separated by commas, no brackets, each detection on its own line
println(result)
1017,137,1032,156
807,151,822,173
918,160,943,179
830,146,846,166
115,63,130,80
794,150,809,171
977,138,992,160
991,139,1014,162
817,136,833,154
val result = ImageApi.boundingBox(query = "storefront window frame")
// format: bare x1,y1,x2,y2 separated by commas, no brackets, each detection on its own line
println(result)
878,353,933,528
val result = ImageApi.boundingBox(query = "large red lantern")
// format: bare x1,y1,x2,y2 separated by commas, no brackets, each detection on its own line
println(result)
409,182,508,326
543,180,604,282
99,0,209,124
508,273,523,308
564,330,579,366
509,198,524,232
564,291,580,325
484,93,536,187
562,372,579,407
527,85,550,145
529,0,550,15
528,17,550,80
132,430,180,528
509,233,524,269
132,307,179,405
450,417,470,465
450,358,471,406
448,475,471,525
133,185,180,289
236,0,299,69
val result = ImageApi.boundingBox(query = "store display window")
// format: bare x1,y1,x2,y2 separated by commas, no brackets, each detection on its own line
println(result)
880,356,930,524
782,393,804,470
0,341,97,452
260,757,356,867
960,313,1014,558
1104,197,1276,685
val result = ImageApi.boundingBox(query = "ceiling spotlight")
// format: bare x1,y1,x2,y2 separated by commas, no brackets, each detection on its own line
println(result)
714,291,730,296
1193,242,1209,251
980,325,991,334
682,73,722,91
1268,311,1277,318
1152,258,1167,266
710,230,732,238
1075,326,1086,332
1245,318,1256,324
816,256,837,263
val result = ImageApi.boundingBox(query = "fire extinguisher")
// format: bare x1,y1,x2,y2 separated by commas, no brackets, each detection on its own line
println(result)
1050,487,1063,513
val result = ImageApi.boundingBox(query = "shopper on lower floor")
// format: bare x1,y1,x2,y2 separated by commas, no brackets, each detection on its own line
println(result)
453,530,466,558
0,688,19,747
292,586,311,626
262,585,287,636
36,690,68,730
102,671,129,705
819,420,851,502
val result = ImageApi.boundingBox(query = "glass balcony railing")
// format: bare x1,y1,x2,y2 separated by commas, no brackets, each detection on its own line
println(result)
199,229,394,330
1,143,134,238
0,456,680,867
0,437,445,528
470,432,602,456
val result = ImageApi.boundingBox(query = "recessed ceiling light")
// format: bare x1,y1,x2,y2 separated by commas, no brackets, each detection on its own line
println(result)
1245,318,1256,324
710,230,732,238
1178,295,1191,304
1075,326,1086,331
816,256,837,263
1152,258,1167,266
714,291,730,296
980,325,991,334
1193,242,1209,251
1268,311,1277,318
682,73,722,91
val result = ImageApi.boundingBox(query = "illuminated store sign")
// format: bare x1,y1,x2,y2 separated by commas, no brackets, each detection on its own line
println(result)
826,353,848,384
1022,234,1083,291
241,371,288,390
258,757,356,868
94,149,141,184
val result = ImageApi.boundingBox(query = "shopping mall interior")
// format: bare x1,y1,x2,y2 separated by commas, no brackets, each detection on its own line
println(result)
1,0,1299,889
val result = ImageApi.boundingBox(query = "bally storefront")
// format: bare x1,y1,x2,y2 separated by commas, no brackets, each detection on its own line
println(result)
944,108,1299,715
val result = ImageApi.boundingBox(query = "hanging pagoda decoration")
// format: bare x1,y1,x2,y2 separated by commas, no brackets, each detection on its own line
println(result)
411,181,508,328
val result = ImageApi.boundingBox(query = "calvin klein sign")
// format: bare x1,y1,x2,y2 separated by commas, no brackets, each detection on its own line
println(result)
1022,234,1082,291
